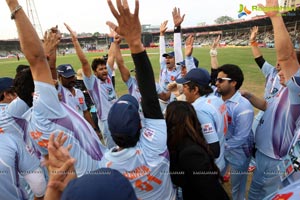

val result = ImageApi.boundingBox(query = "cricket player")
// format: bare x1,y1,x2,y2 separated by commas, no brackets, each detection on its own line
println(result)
64,23,117,149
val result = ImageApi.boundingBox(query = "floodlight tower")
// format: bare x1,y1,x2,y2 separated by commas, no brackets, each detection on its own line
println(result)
26,0,43,39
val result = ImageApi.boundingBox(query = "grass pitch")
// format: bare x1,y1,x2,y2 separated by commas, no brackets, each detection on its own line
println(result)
0,46,276,100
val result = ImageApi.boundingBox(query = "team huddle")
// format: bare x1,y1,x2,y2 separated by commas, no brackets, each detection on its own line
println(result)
0,0,300,200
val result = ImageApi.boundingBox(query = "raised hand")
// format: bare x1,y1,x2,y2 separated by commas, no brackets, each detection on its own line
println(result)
258,0,279,17
185,34,194,57
211,35,220,49
250,26,258,42
43,26,61,57
45,133,76,195
114,34,123,45
172,7,185,27
46,132,73,169
160,20,168,36
64,23,78,41
106,0,141,51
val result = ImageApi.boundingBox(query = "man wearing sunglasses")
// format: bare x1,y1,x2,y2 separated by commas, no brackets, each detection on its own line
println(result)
176,68,227,176
216,64,254,200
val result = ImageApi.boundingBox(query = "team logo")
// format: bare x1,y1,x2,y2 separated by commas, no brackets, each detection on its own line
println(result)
238,4,252,18
66,65,72,71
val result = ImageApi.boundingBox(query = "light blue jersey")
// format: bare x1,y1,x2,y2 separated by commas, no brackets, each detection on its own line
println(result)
25,81,107,176
224,91,254,156
224,91,254,200
58,85,88,116
261,62,283,101
263,178,300,200
192,93,227,172
99,118,176,200
83,68,117,121
255,71,300,159
0,133,40,200
159,33,183,92
0,99,38,158
83,68,117,148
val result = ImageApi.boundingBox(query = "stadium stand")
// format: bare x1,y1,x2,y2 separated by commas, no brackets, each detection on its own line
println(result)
0,6,299,56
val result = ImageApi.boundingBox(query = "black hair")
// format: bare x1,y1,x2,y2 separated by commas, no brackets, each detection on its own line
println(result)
218,64,244,91
16,64,30,73
186,81,213,97
14,68,34,107
0,87,15,101
112,131,141,148
91,58,107,72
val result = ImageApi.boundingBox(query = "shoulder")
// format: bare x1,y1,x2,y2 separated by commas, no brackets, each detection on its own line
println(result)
178,138,208,158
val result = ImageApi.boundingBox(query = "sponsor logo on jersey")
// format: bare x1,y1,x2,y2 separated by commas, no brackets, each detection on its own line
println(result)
78,97,84,104
144,128,154,141
202,123,213,134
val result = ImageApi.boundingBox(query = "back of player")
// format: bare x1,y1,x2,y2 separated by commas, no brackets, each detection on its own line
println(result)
101,116,175,199
26,81,107,177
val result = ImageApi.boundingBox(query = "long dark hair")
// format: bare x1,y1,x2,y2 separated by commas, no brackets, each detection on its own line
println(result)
165,101,221,178
14,68,34,107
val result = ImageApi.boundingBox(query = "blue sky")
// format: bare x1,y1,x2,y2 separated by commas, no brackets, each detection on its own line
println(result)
1,0,266,39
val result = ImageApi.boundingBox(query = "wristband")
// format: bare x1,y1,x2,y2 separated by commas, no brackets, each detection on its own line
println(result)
174,26,181,33
11,5,22,20
210,49,218,57
250,41,258,47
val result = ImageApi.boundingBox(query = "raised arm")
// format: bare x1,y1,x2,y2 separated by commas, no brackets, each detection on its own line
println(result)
185,34,196,72
172,7,184,64
159,20,168,64
64,23,92,78
210,35,220,85
114,35,130,82
249,26,262,58
261,0,299,80
43,26,61,80
106,0,163,119
6,0,53,85
106,28,116,70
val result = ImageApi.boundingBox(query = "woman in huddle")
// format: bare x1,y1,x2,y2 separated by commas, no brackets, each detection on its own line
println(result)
165,101,229,200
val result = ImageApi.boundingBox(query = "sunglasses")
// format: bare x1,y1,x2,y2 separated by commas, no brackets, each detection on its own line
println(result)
215,77,232,83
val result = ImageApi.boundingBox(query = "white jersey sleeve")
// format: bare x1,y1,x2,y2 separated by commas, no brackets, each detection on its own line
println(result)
174,32,183,68
140,118,168,164
159,35,166,65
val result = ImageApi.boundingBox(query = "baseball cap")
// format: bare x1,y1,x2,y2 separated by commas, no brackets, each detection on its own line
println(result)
177,57,199,68
61,168,138,200
162,51,175,58
176,68,211,86
108,94,140,136
0,77,14,93
56,64,76,78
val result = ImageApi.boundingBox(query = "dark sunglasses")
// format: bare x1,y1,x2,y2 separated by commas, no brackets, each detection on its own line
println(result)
215,77,232,83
